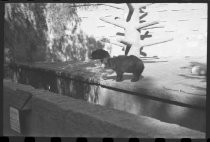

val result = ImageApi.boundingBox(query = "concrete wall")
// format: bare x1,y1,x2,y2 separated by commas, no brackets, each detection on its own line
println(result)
3,79,205,138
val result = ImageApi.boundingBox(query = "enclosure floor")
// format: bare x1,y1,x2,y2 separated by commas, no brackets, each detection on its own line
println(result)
103,56,206,96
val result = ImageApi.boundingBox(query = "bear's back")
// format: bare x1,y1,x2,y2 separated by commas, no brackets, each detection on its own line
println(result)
109,55,143,73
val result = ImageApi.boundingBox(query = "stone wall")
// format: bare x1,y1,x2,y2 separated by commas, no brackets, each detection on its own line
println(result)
3,79,205,138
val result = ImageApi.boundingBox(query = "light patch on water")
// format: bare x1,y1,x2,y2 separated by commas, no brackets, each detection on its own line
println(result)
124,100,141,115
97,87,109,106
167,105,187,120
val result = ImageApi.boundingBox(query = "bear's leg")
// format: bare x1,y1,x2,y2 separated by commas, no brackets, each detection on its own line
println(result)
131,72,140,82
116,72,123,82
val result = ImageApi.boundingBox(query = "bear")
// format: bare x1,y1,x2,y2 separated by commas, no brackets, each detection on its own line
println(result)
102,55,144,82
90,49,110,63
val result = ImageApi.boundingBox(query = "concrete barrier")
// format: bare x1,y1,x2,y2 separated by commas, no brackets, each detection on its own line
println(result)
9,61,206,132
3,79,205,138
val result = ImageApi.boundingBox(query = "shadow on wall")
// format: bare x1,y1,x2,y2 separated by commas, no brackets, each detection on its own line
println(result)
12,64,100,104
16,67,59,93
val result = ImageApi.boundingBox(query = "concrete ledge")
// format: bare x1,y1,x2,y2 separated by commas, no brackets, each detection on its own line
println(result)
3,80,205,138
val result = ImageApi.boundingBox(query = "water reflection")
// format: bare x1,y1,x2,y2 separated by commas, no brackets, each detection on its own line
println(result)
98,86,205,132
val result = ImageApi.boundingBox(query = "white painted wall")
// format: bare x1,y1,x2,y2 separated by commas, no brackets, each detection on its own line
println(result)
77,3,207,58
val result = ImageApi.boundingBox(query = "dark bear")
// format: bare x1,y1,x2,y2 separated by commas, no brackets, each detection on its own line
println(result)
102,55,144,82
90,49,110,62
